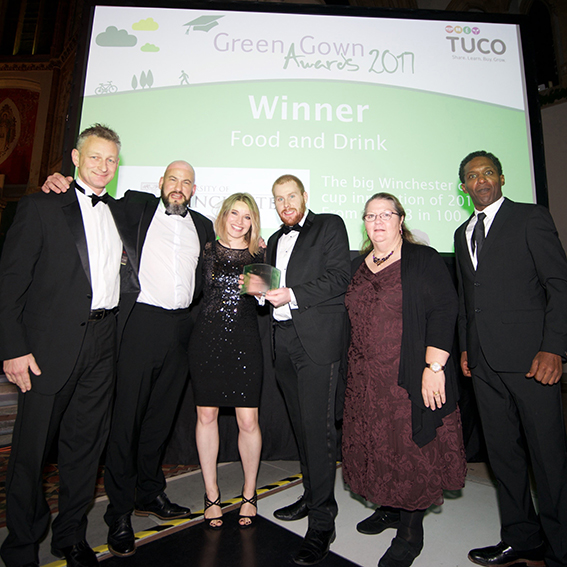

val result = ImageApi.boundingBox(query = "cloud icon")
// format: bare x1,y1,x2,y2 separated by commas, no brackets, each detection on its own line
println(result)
141,43,159,52
96,26,137,47
133,18,159,31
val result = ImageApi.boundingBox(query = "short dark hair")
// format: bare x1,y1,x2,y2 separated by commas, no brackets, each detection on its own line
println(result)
76,123,121,153
458,150,503,183
272,174,305,195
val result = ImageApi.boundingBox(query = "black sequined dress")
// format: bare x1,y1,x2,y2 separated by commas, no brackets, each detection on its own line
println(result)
189,241,264,407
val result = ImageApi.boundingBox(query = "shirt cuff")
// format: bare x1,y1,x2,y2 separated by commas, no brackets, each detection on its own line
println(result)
289,288,298,310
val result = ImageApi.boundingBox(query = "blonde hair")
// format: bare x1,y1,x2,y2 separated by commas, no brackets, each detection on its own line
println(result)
215,193,261,256
76,123,121,152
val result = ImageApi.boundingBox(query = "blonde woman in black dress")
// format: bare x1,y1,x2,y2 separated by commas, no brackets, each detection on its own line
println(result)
189,193,264,529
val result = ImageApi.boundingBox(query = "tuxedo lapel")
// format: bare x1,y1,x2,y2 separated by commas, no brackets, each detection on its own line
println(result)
137,199,158,260
62,182,91,287
477,198,513,265
288,210,314,267
270,228,284,266
107,197,141,276
457,214,475,273
189,209,209,251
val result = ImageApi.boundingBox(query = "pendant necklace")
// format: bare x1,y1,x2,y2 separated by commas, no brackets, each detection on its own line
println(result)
372,249,394,266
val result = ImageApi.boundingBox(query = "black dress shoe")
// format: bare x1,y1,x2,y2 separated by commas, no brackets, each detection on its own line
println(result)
134,492,191,520
108,514,136,557
378,537,423,567
274,495,308,521
293,527,336,565
468,541,546,566
51,540,98,567
356,508,400,535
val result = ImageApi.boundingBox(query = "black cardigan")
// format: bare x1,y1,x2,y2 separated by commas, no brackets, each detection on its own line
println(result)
351,241,459,448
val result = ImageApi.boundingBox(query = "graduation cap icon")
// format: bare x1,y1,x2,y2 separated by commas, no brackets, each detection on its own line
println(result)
184,15,224,33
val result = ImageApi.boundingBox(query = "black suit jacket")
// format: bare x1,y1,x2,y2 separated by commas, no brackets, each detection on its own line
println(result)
111,190,214,343
0,183,137,395
454,197,567,372
266,210,351,365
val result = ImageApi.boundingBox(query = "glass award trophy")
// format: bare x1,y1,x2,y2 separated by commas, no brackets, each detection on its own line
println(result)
240,264,281,297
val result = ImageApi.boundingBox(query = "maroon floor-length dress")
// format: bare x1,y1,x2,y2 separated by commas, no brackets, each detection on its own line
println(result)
342,260,466,510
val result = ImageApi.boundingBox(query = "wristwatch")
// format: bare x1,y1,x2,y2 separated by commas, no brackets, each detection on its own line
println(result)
425,362,445,373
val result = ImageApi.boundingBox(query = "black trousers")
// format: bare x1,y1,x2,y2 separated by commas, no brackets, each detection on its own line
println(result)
104,303,193,526
1,315,116,567
274,321,339,531
471,348,567,567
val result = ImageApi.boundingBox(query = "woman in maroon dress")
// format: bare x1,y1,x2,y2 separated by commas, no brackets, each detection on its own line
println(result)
342,193,467,567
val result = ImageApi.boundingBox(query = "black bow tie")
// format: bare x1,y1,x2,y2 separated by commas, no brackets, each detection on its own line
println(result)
75,184,111,207
90,193,111,207
282,224,302,234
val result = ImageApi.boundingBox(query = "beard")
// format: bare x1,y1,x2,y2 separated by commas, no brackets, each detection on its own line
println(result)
162,190,190,216
279,202,306,226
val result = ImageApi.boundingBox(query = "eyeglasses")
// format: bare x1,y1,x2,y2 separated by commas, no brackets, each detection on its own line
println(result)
363,211,400,222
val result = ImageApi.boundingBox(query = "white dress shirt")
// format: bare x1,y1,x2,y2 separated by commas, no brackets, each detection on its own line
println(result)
75,181,122,310
465,195,505,269
273,212,307,321
137,201,200,310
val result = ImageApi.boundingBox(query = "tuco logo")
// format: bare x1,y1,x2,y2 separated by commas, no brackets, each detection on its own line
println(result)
445,24,481,35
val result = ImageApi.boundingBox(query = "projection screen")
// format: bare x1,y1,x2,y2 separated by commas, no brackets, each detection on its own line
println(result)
71,3,543,253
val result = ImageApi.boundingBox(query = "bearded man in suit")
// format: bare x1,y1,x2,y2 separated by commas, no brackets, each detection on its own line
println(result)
264,174,351,566
453,151,567,567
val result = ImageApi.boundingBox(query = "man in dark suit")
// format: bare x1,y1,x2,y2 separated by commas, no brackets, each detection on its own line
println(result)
264,174,351,565
43,162,215,558
454,151,567,567
0,125,132,567
102,162,214,557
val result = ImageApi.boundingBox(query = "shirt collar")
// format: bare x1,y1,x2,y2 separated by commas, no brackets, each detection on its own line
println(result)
75,178,107,198
475,195,504,221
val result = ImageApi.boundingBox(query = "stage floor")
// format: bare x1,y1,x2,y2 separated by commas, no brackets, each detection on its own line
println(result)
14,460,503,567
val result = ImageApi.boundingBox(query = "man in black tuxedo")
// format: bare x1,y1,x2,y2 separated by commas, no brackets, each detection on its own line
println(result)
264,174,351,565
0,125,132,567
103,162,214,557
43,162,215,558
454,151,567,567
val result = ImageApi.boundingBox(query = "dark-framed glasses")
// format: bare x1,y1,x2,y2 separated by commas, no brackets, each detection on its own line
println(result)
363,211,400,222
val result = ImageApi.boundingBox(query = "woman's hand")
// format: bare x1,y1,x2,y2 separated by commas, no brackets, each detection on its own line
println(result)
422,368,446,410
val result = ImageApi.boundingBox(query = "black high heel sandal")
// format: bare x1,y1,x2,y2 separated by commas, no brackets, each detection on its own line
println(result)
204,492,223,529
238,488,257,529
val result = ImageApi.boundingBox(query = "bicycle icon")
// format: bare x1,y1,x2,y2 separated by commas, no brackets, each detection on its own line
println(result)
95,81,118,95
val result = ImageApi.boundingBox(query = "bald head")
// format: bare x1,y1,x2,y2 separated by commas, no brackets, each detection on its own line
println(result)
160,160,196,215
164,160,195,180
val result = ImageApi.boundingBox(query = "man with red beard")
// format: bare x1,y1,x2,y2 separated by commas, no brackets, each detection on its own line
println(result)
265,174,351,565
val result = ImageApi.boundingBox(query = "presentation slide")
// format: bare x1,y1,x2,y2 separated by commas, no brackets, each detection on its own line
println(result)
78,5,536,252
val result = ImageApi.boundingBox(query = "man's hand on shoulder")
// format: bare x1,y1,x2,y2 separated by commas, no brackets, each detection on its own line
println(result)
526,351,562,385
3,354,42,393
41,173,73,194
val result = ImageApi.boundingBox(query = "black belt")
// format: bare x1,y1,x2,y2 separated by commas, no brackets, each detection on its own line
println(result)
274,319,294,327
88,307,119,321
